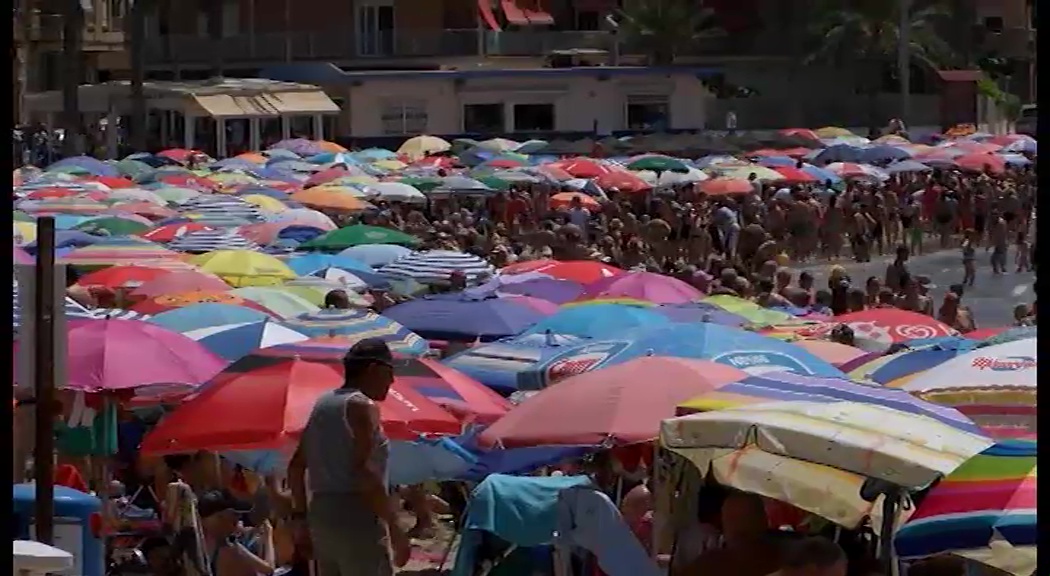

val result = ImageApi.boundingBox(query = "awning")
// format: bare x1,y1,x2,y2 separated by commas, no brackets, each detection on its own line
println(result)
478,0,502,31
264,91,341,115
190,94,281,118
188,90,339,118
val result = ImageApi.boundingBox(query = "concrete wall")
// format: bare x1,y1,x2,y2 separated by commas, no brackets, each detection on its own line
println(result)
328,72,714,137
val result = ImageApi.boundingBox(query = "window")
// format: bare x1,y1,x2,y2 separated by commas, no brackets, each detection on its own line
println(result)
512,103,555,132
984,16,1004,33
463,103,505,133
625,95,669,131
380,99,427,135
575,10,600,30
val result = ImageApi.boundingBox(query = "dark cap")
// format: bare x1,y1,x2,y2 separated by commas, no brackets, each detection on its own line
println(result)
198,490,252,518
343,338,394,369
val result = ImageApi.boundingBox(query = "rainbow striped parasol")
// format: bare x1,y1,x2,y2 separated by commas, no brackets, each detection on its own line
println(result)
59,236,181,267
895,439,1036,576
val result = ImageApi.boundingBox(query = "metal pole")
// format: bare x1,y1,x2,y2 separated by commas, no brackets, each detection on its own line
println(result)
898,0,912,125
33,216,58,545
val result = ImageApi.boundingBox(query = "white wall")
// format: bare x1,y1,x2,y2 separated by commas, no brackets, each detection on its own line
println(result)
335,72,714,137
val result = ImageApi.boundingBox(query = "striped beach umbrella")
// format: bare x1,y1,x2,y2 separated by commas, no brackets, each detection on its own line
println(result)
378,250,495,286
895,440,1036,576
283,308,427,356
169,229,261,254
13,278,97,330
59,236,182,267
178,195,266,224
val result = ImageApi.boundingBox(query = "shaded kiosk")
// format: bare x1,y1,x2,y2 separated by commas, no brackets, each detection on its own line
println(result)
24,78,341,158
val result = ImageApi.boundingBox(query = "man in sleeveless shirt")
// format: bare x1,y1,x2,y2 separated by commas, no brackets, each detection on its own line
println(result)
287,339,410,576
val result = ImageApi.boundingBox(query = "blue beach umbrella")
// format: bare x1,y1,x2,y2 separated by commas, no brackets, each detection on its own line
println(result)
338,244,413,268
286,253,374,276
284,308,428,356
147,303,274,333
522,303,670,339
183,319,309,361
442,332,587,394
383,296,545,342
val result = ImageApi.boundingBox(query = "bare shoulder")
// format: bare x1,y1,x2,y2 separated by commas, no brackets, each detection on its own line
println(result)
344,394,379,426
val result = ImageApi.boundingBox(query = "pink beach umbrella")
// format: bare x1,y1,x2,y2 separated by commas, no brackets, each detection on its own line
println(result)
580,271,702,304
14,318,228,392
13,247,32,265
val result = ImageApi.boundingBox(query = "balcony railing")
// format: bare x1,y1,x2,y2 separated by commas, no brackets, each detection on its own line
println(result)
144,29,616,65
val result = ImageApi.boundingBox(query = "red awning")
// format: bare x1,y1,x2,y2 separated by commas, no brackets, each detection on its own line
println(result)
478,0,502,30
501,0,530,25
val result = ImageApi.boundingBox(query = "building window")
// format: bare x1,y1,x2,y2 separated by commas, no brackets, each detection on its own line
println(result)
575,10,600,30
984,16,1004,33
380,99,428,135
463,103,505,133
512,103,555,132
626,95,669,131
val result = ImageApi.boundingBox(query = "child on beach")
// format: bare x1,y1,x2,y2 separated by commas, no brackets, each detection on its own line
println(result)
961,230,976,287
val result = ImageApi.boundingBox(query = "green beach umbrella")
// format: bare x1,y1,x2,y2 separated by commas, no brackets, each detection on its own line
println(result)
626,156,691,173
300,224,421,251
73,216,151,236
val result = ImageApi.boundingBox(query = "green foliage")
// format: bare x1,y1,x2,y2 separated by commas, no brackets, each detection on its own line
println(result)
616,0,723,65
805,0,954,71
977,74,1022,120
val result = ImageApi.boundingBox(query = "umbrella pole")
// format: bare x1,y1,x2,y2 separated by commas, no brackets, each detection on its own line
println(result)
34,216,58,544
878,490,901,576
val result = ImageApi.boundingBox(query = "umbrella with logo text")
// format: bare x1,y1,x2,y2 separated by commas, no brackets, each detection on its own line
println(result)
499,259,623,284
799,308,958,352
140,351,462,455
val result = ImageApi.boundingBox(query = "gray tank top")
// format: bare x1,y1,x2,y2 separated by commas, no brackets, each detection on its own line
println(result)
301,388,389,496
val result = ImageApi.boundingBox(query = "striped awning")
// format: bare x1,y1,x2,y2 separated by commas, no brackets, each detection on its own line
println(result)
169,229,261,254
378,250,495,286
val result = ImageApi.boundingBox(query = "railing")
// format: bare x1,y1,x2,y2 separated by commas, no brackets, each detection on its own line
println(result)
144,29,616,64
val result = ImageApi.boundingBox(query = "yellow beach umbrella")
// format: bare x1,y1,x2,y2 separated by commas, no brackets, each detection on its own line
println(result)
189,249,297,287
13,221,37,245
327,175,379,187
397,135,452,161
814,126,856,139
371,159,408,172
240,194,290,214
715,165,784,182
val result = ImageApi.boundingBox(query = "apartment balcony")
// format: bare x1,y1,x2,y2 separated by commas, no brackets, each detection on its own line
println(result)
15,11,126,50
143,29,616,66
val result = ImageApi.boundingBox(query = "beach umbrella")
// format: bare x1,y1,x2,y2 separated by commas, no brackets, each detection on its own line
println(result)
885,160,933,174
845,339,978,387
270,206,336,228
894,440,1036,576
178,195,267,223
626,156,691,173
269,139,323,157
491,278,586,305
546,158,612,179
580,270,702,304
379,250,495,286
189,250,297,287
132,290,276,316
677,371,981,435
23,230,101,253
522,303,669,339
771,166,818,183
106,188,167,205
238,222,325,246
397,135,451,161
130,271,231,300
18,197,111,215
75,265,172,289
361,182,427,204
699,177,753,196
700,295,810,328
900,338,1037,439
140,351,461,455
338,244,413,268
429,176,494,195
956,153,1007,175
858,145,912,163
148,302,274,333
382,296,544,342
300,224,420,252
139,222,214,243
714,165,784,182
1002,139,1036,154
976,326,1036,348
499,260,622,284
824,162,890,181
13,222,36,245
285,253,373,276
15,318,227,392
442,332,586,394
284,308,427,355
150,186,202,204
228,287,320,319
478,358,749,448
169,229,261,254
793,340,870,369
183,319,310,361
240,194,292,214
298,267,370,292
289,188,375,212
278,279,374,304
593,170,652,194
13,247,33,265
654,302,749,326
800,308,958,352
46,156,120,177
156,148,208,164
59,236,181,268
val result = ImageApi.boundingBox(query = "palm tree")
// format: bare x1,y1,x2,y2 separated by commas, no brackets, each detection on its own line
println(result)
805,0,954,130
616,0,723,65
60,0,84,156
